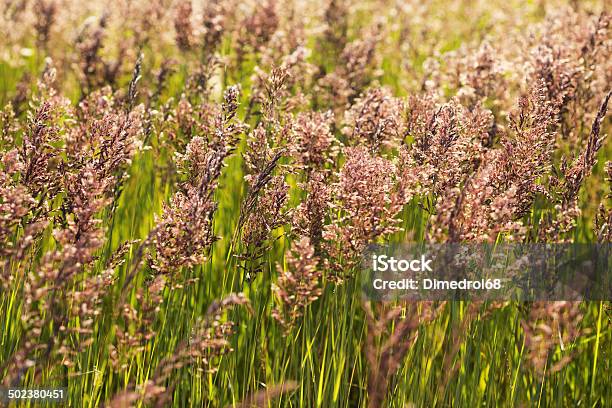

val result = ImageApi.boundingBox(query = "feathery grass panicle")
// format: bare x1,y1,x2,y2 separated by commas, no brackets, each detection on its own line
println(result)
154,85,244,273
272,237,321,330
324,146,404,275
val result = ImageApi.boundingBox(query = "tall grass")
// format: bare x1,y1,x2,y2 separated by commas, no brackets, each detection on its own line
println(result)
0,1,611,407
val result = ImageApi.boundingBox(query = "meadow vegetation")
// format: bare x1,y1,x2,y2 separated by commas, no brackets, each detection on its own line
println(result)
0,0,610,406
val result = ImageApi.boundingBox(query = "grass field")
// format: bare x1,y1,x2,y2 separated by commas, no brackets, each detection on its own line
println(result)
0,0,611,406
